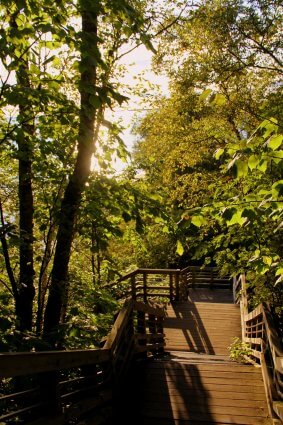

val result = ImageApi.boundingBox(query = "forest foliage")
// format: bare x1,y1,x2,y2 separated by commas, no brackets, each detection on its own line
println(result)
0,0,282,350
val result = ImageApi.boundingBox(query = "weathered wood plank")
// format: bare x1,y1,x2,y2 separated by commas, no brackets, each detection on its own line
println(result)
142,401,268,418
145,369,263,381
144,375,265,387
141,408,270,424
0,349,110,378
144,387,267,401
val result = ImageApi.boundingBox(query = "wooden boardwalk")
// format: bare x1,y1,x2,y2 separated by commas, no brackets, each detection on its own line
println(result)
1,269,280,424
117,289,271,425
164,290,241,356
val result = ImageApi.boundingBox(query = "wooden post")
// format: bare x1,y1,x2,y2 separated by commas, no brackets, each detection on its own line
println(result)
131,274,136,300
39,371,60,415
210,269,214,289
240,274,248,341
137,310,146,358
175,272,180,301
143,272,147,303
192,269,195,289
169,274,173,301
180,271,187,301
148,313,156,351
156,315,165,355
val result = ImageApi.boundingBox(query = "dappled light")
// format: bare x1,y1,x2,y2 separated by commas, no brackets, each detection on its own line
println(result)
0,0,282,423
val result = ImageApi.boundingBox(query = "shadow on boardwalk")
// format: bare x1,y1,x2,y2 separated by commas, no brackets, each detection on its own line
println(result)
165,302,215,355
114,358,214,425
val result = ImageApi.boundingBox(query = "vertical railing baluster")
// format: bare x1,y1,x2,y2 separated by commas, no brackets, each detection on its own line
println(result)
137,310,146,358
192,268,195,289
156,314,164,355
148,312,156,351
175,272,180,301
143,272,147,303
131,274,136,300
179,270,187,301
210,269,214,289
169,274,173,301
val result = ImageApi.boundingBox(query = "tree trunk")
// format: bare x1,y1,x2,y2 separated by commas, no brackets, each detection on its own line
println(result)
36,220,56,334
43,4,98,339
15,64,35,332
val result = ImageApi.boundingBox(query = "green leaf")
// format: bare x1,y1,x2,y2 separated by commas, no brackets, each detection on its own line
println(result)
268,134,283,150
199,89,212,101
162,225,170,234
214,148,224,160
257,159,268,172
262,256,272,266
111,91,129,105
259,118,278,138
69,327,80,338
227,210,246,226
235,160,248,178
242,208,257,221
272,180,283,197
191,215,207,227
248,154,259,170
222,207,237,221
259,118,278,128
213,93,226,106
89,95,101,108
15,13,26,27
275,267,283,276
176,240,184,256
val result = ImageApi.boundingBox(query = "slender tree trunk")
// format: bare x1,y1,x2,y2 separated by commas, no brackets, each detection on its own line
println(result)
0,199,18,298
91,221,96,285
36,220,56,334
15,65,35,332
43,4,98,338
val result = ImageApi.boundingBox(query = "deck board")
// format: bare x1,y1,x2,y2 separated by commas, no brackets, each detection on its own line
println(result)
114,289,271,425
163,294,242,356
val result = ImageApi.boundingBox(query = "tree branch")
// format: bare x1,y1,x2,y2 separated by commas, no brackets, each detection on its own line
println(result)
0,278,14,296
117,3,191,61
0,199,18,298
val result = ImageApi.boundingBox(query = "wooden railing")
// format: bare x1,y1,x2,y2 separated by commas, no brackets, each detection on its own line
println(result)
0,265,233,423
104,268,183,301
233,275,283,424
182,265,232,290
0,299,165,424
104,266,231,302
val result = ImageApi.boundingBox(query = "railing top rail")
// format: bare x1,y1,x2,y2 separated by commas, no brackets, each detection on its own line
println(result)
0,297,166,381
0,348,110,378
133,300,165,317
103,267,181,290
103,298,133,350
181,265,219,271
237,274,283,372
136,268,180,274
103,269,139,289
103,298,166,351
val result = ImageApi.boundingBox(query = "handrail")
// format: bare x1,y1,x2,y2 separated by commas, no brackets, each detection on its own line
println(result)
0,265,232,423
104,266,231,302
0,299,165,424
0,348,110,378
234,274,283,424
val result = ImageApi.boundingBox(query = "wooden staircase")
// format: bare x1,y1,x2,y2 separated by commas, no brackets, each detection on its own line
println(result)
118,288,271,425
164,296,241,355
136,355,270,425
1,268,282,425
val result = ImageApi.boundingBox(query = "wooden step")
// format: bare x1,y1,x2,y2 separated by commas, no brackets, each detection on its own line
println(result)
136,356,270,425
